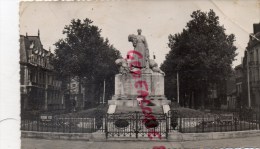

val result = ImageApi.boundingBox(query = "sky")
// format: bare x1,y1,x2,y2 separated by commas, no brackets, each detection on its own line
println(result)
19,0,260,67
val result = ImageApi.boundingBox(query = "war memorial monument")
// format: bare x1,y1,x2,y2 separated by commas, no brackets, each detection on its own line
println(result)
108,29,171,114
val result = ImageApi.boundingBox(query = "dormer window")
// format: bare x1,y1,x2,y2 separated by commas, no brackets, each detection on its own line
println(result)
35,47,39,54
29,41,34,49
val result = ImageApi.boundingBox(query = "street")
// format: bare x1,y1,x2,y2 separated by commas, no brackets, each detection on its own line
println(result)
21,136,260,149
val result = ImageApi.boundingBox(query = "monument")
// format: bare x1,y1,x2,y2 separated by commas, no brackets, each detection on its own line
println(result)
108,29,171,114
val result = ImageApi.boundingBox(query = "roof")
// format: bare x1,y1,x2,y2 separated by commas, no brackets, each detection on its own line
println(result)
247,32,260,49
20,35,29,63
20,34,53,65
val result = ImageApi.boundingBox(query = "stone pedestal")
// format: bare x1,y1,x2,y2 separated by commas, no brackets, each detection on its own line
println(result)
108,71,171,107
114,72,164,97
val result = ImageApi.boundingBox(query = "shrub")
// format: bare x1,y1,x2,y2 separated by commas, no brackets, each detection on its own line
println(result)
170,110,178,129
145,119,159,128
114,119,129,128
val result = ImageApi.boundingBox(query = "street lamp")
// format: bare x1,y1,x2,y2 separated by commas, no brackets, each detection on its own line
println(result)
247,49,251,108
247,34,260,108
177,71,180,104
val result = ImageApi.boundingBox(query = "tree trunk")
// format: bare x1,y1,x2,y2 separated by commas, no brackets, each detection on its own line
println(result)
191,91,195,108
78,77,83,109
199,90,205,110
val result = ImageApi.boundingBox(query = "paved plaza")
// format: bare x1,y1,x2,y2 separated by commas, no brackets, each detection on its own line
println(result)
21,136,260,149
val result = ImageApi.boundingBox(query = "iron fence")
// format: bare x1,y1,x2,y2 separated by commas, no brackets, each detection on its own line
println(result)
167,110,260,133
21,110,260,134
105,112,167,139
21,115,105,133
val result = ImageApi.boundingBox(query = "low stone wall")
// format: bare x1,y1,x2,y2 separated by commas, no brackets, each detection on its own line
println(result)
168,130,260,141
21,131,106,141
22,130,260,141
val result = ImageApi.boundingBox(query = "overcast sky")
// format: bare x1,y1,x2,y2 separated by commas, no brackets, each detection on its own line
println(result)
20,0,260,67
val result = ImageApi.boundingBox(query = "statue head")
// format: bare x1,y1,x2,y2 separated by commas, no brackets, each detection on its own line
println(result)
137,29,142,35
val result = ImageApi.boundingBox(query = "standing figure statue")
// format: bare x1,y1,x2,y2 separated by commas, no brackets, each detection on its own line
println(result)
128,29,150,69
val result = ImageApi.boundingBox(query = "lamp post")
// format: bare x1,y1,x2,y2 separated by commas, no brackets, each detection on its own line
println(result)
247,34,260,108
247,49,251,108
177,72,180,104
103,79,105,104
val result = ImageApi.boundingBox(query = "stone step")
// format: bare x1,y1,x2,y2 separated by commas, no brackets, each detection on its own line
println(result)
115,106,163,114
107,105,117,114
106,137,167,141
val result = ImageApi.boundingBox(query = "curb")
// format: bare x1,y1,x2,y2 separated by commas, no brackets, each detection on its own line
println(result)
22,130,260,142
168,130,260,141
21,131,106,141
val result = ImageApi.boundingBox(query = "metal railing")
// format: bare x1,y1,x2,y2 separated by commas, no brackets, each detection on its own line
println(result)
21,110,260,134
167,110,260,133
21,115,105,133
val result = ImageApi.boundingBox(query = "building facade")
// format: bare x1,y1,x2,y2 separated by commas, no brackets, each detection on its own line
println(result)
247,23,260,110
234,64,244,108
226,74,236,110
20,31,64,111
235,64,243,96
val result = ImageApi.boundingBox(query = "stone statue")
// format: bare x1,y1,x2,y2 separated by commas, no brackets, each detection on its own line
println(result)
149,59,165,75
115,29,165,75
115,58,129,75
128,29,149,69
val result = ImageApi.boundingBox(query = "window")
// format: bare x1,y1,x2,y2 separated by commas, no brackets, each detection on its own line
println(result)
258,68,260,83
250,51,254,62
39,73,41,83
31,71,36,83
256,48,259,63
48,75,53,85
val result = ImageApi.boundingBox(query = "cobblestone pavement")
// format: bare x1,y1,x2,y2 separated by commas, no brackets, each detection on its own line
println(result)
21,136,260,149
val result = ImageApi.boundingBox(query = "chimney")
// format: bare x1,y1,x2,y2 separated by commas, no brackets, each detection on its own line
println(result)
249,33,254,41
253,23,260,34
38,29,40,37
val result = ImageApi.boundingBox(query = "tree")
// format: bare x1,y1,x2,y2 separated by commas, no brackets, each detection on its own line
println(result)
53,18,121,108
161,10,237,109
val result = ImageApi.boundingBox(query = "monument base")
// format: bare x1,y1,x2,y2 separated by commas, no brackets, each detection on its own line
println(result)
108,71,171,113
108,96,170,107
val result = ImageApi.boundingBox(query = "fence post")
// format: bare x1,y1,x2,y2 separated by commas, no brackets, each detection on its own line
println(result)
37,117,39,131
258,112,260,130
92,118,94,132
69,116,71,133
213,116,216,132
258,106,260,130
105,114,108,139
62,116,65,133
135,112,138,138
234,116,237,131
179,117,182,133
202,115,204,133
52,117,54,132
93,117,96,132
27,119,29,131
165,114,168,139
81,117,83,133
